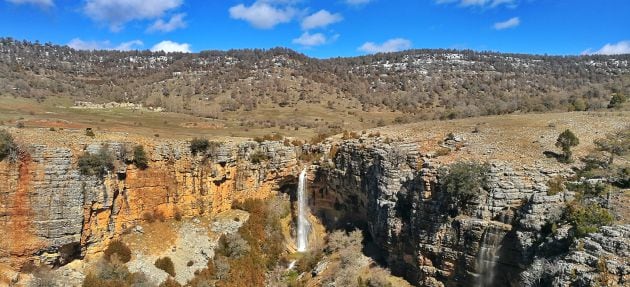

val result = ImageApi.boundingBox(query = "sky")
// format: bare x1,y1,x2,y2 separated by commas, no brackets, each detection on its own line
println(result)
0,0,629,58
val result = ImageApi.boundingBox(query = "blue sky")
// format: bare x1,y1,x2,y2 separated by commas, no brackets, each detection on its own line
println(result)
1,0,629,58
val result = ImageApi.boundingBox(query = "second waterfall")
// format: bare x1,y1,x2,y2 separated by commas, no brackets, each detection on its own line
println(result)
296,168,311,252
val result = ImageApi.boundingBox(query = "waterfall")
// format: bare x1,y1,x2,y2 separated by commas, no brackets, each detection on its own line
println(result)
475,226,503,287
296,168,310,252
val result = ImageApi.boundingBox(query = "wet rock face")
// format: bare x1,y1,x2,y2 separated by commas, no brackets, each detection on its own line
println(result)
0,140,299,268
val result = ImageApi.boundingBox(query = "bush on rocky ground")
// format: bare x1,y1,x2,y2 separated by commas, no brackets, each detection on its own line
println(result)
82,257,147,287
159,277,182,287
155,257,176,277
190,138,209,155
565,202,613,238
104,240,131,263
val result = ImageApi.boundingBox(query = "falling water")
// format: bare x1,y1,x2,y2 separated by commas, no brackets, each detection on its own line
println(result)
296,168,310,252
475,226,503,287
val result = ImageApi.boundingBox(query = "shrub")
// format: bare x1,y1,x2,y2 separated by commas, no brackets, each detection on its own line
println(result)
104,240,132,263
440,162,489,210
565,202,614,238
556,129,579,163
82,256,146,287
216,233,250,258
249,151,269,164
434,147,451,157
16,122,25,128
547,176,565,195
0,130,18,162
174,208,182,221
142,211,156,223
155,257,176,277
254,133,283,143
159,278,181,287
78,147,114,177
132,145,148,169
608,93,626,109
190,138,209,155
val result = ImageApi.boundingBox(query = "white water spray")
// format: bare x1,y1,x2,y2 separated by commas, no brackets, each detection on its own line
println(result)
296,168,310,252
475,227,503,287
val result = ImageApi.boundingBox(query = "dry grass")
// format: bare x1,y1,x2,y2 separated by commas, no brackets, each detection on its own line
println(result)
0,95,404,140
366,111,630,166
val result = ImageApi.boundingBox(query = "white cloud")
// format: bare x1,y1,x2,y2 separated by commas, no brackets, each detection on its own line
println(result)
301,10,342,30
345,0,372,6
358,38,412,54
229,1,297,29
493,17,520,30
436,0,517,8
147,13,187,32
83,0,183,31
115,40,144,50
583,41,630,55
6,0,53,7
292,32,326,47
67,38,143,51
151,40,191,53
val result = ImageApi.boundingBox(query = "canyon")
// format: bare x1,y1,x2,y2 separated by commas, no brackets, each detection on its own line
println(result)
0,112,629,286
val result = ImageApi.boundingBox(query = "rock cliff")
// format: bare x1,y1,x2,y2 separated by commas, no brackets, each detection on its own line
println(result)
312,139,628,287
0,133,627,287
0,138,300,270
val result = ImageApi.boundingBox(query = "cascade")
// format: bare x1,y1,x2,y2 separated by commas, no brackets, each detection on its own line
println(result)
475,226,503,287
296,168,310,252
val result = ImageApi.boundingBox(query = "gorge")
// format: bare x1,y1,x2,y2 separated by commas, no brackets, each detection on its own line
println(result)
0,112,628,286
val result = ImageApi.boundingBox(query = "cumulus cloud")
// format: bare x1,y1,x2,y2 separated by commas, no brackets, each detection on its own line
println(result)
229,1,297,29
147,13,187,32
358,38,412,54
5,0,53,7
583,41,630,55
301,10,342,30
292,32,339,47
83,0,183,31
493,17,520,30
151,40,191,53
436,0,517,8
67,38,143,51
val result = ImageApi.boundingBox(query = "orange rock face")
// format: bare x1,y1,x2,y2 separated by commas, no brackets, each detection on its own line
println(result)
0,152,46,268
0,139,301,268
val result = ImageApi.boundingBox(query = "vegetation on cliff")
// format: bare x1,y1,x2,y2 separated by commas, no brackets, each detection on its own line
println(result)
132,145,149,169
439,161,490,212
0,129,18,162
187,197,288,287
77,146,114,176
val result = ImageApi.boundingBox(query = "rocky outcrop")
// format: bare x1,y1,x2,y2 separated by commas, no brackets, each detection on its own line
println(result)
521,225,629,287
312,139,625,287
0,139,300,270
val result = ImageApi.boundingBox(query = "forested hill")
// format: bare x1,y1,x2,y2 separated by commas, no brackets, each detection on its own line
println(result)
1,37,628,121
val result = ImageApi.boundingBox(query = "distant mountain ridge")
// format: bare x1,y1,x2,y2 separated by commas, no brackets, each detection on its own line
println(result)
1,37,628,122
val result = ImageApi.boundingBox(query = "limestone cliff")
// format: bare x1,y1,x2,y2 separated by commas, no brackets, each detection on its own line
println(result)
0,133,627,287
312,139,628,287
0,138,300,270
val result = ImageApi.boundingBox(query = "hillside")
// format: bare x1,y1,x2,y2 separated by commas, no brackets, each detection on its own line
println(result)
1,38,629,138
